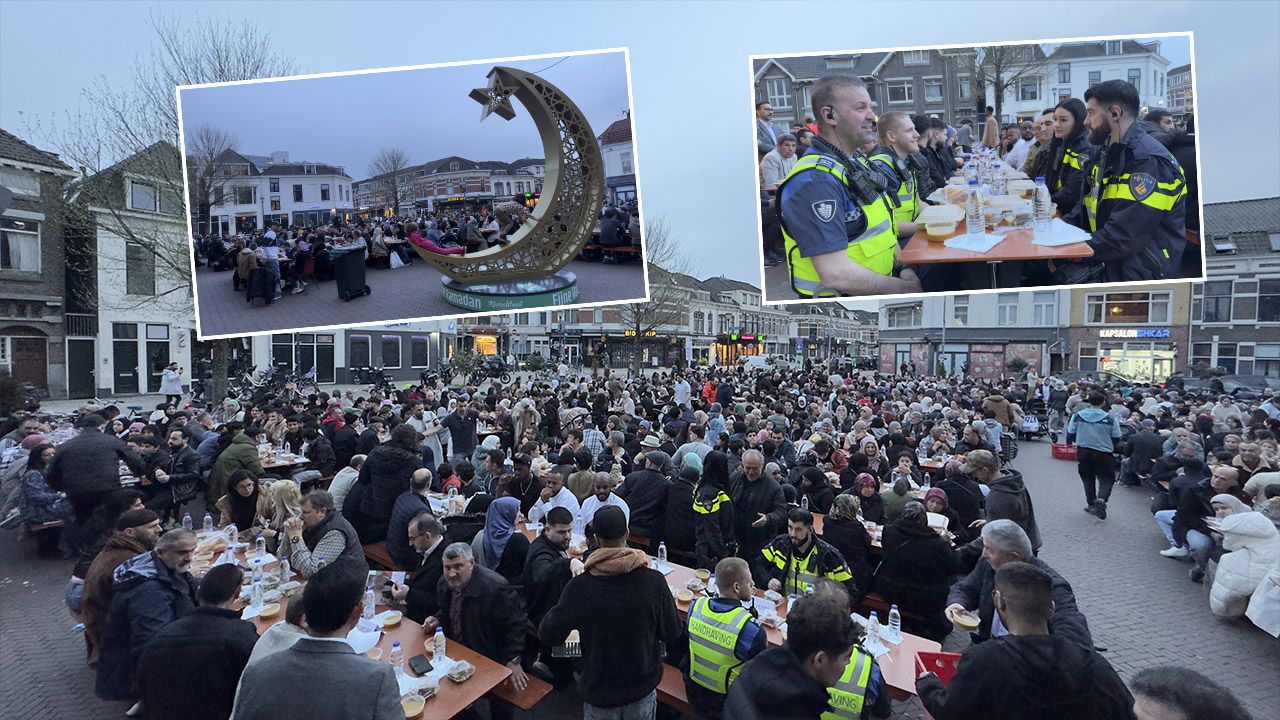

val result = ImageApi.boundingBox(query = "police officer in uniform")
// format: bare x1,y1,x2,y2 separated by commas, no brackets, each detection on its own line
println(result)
867,111,933,242
683,558,767,719
763,508,858,598
1063,79,1187,282
775,75,922,298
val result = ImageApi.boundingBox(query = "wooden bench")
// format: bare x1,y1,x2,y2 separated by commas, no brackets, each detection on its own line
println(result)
578,244,643,262
488,668,553,710
362,542,400,571
657,663,693,715
28,519,65,557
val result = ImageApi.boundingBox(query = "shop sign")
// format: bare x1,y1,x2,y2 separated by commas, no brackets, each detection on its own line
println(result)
624,330,657,337
1098,328,1171,339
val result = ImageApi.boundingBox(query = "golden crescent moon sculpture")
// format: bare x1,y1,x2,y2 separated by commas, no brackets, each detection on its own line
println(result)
417,66,606,284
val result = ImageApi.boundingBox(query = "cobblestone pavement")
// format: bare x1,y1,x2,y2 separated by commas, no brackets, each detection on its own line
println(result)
3,440,1276,719
194,258,648,337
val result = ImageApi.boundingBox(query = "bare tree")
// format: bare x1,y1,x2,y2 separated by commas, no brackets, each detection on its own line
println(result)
24,10,298,402
973,44,1059,123
367,147,414,216
616,219,697,375
185,125,241,236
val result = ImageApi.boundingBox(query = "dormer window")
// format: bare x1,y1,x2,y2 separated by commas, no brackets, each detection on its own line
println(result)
304,164,317,175
1106,41,1123,55
449,161,460,172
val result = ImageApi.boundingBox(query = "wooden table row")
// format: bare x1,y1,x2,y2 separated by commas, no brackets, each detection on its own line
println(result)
659,557,938,701
235,555,513,720
513,521,934,701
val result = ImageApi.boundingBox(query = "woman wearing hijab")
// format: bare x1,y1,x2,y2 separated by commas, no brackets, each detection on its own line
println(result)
873,500,959,641
796,467,835,514
860,437,889,483
924,487,963,537
821,493,874,596
848,473,885,525
1045,97,1092,216
474,496,529,584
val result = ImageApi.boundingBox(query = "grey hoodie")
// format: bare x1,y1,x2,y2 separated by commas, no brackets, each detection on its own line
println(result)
1067,407,1121,453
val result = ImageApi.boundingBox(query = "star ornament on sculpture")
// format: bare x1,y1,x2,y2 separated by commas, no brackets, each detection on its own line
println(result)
469,75,517,122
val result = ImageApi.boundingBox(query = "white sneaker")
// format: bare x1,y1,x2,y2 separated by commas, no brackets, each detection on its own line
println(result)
1160,546,1189,558
126,702,144,717
291,286,304,295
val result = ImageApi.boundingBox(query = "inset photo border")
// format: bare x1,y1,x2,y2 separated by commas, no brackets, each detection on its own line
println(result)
752,31,1203,307
177,47,646,340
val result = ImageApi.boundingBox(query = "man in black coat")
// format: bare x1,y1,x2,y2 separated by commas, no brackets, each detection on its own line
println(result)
96,529,199,703
331,412,359,471
137,564,258,720
539,506,682,717
1121,419,1165,486
944,520,1092,650
614,451,671,539
920,562,1134,720
147,428,203,518
520,507,577,681
424,542,527,720
47,414,146,541
356,418,384,456
730,450,789,585
391,513,446,623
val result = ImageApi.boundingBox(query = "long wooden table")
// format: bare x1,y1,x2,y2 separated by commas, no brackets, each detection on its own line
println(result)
897,216,1092,287
211,550,515,720
658,557,938,700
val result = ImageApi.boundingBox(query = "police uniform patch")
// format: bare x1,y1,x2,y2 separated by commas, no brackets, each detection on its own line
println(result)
812,200,837,223
1129,173,1156,201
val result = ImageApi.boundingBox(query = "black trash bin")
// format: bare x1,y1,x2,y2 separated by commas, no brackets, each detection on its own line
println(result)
331,248,371,301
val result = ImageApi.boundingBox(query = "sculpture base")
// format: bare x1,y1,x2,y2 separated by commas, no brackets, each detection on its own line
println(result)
441,271,579,312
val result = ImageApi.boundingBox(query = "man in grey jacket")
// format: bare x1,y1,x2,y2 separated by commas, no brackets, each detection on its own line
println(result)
232,561,401,720
46,414,146,550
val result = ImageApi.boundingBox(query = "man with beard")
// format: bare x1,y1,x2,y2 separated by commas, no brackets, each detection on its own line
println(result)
520,506,580,681
1064,79,1187,282
775,74,920,298
763,507,858,598
95,529,199,708
81,510,162,667
146,428,202,519
731,450,789,585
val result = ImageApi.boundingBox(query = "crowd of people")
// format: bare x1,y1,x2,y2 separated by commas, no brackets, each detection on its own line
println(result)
1,357,1273,720
191,196,642,303
757,74,1200,296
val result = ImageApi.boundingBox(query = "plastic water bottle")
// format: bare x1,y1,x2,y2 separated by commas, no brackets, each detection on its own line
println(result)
226,522,238,542
250,566,263,611
1033,176,1052,240
966,180,983,237
573,510,585,538
800,495,809,511
993,169,1007,197
888,604,902,641
389,641,404,674
252,558,263,585
362,586,376,620
182,513,193,532
434,627,447,660
255,534,266,559
866,611,881,648
202,513,213,535
788,593,798,612
657,541,667,567
964,156,978,184
278,556,291,583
